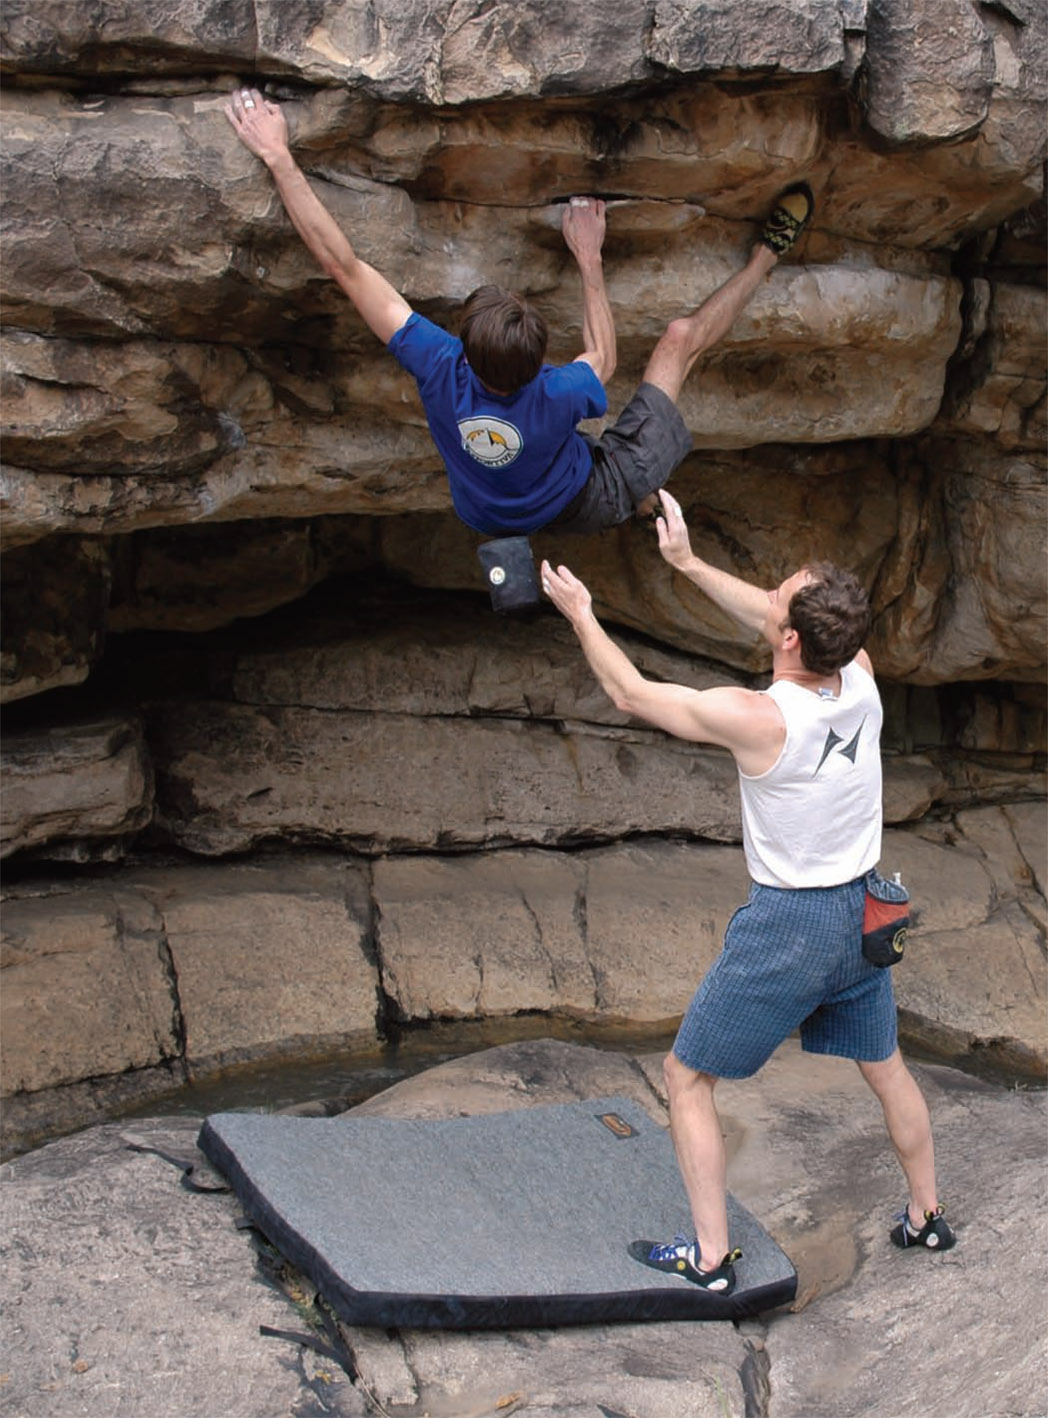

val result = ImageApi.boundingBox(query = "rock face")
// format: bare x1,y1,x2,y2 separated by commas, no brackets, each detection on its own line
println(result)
0,1,1045,1153
3,814,1044,1156
0,715,152,858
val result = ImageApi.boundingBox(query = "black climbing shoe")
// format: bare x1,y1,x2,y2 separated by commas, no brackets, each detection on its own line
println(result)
759,182,815,257
632,489,665,532
628,1235,742,1293
890,1204,957,1251
633,505,662,535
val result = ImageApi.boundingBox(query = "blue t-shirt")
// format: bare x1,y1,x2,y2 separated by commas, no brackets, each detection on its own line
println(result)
388,312,606,534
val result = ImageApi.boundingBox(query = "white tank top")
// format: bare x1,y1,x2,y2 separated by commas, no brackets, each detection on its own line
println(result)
739,660,883,889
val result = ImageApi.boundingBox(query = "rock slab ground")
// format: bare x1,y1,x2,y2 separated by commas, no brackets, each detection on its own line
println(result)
1,1037,1045,1418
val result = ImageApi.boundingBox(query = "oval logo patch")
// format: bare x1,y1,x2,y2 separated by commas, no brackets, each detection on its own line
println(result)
459,416,523,467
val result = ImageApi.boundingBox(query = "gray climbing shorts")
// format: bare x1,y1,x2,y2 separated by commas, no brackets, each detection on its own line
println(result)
551,381,692,533
672,878,899,1079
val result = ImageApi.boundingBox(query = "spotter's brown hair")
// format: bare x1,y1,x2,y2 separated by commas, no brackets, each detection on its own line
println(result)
787,562,872,675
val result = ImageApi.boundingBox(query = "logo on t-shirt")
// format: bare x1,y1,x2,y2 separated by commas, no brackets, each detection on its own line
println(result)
812,717,866,777
458,416,523,468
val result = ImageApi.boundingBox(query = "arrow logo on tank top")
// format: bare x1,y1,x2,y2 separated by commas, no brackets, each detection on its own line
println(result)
812,717,866,776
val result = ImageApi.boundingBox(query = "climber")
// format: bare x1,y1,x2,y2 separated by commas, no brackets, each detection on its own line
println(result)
540,490,957,1295
225,86,814,540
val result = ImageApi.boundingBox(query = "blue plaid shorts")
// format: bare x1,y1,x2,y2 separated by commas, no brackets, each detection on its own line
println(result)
673,878,898,1079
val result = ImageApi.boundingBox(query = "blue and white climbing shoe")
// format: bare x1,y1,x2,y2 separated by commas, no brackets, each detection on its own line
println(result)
890,1204,956,1251
627,1235,741,1293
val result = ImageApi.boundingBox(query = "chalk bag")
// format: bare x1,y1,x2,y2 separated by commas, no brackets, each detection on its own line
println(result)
477,536,542,614
861,868,910,968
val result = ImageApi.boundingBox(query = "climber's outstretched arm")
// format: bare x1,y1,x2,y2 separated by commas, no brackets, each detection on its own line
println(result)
561,197,616,384
225,87,412,344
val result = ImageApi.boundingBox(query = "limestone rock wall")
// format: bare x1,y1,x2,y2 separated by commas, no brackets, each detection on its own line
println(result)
1,0,1045,1153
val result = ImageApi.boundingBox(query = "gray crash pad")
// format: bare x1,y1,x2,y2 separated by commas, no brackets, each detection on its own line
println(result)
198,1095,796,1328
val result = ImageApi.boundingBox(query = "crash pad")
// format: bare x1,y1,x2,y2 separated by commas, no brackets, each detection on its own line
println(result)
198,1095,796,1328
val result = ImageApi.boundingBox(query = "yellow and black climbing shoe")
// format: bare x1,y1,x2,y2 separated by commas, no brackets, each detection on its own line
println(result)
890,1204,957,1251
628,1235,742,1293
759,182,815,257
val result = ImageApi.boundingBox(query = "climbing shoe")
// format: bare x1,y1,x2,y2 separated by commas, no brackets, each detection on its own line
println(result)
633,504,663,535
890,1204,957,1251
759,182,815,257
627,1235,742,1293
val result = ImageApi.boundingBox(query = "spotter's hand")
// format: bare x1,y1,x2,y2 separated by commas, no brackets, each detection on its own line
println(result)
655,488,694,571
541,560,594,626
224,87,290,164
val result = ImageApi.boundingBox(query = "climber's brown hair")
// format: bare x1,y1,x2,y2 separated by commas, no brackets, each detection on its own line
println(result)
460,285,548,393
